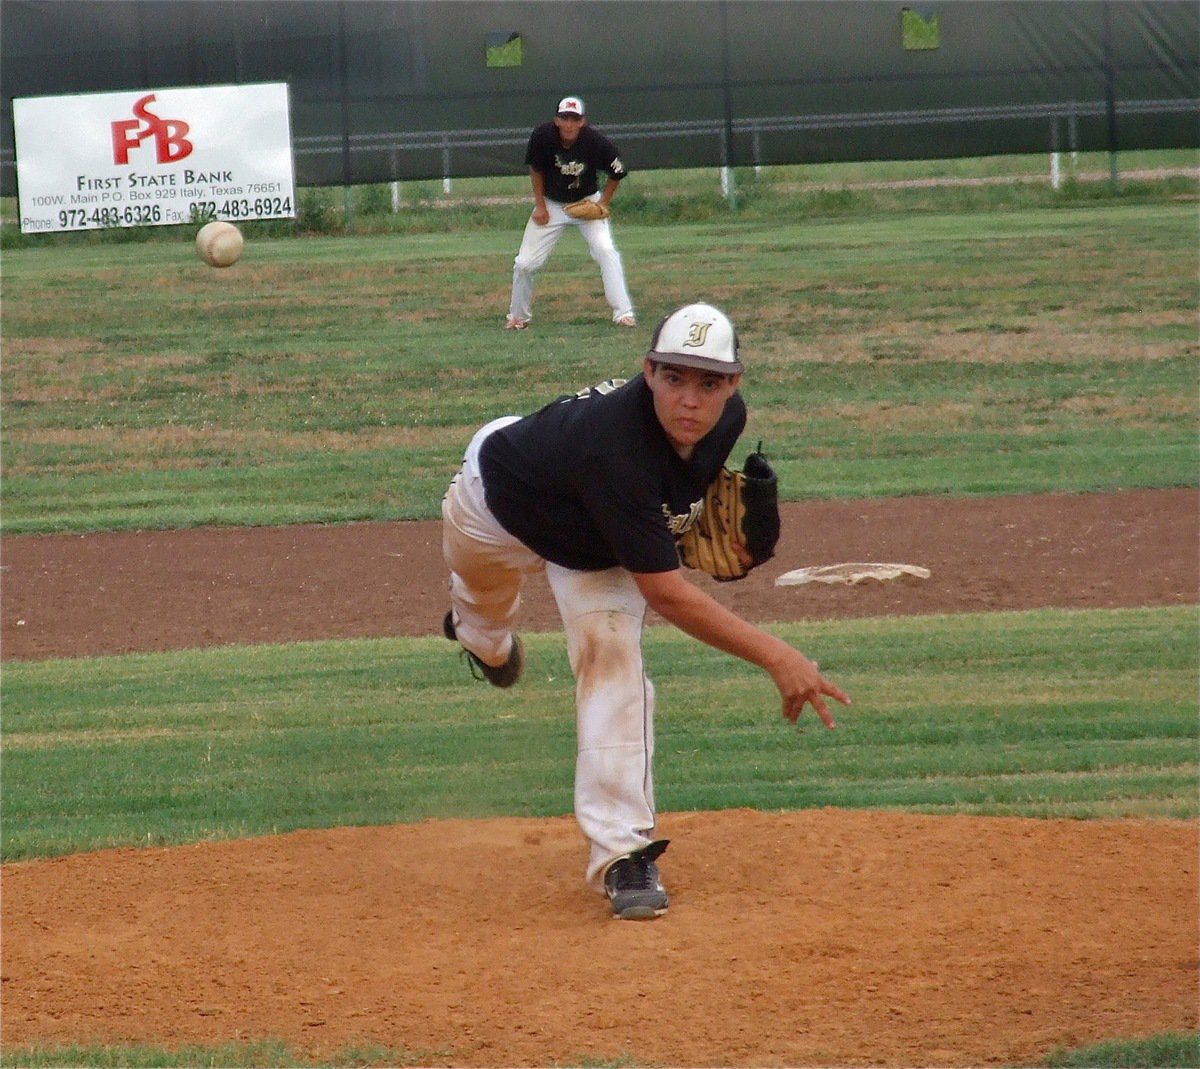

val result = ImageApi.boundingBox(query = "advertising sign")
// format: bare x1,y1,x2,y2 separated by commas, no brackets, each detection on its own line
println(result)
14,83,295,234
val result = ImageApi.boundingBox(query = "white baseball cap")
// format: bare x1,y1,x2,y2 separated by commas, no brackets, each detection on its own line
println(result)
556,96,585,117
648,303,743,375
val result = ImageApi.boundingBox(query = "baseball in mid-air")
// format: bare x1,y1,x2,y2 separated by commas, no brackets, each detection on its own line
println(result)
195,220,244,268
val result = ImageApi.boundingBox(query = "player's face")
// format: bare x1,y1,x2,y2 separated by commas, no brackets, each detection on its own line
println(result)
644,358,742,459
554,114,586,145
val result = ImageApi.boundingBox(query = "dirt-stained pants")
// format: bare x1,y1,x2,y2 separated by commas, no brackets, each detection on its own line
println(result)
442,417,657,891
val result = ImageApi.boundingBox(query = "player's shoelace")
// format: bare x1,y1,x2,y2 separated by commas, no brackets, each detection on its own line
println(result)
615,855,659,891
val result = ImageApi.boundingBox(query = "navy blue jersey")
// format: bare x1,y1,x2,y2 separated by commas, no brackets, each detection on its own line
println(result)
524,122,629,203
480,375,745,573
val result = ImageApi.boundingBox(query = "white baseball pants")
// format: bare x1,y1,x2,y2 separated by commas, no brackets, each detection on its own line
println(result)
442,418,658,891
508,196,635,324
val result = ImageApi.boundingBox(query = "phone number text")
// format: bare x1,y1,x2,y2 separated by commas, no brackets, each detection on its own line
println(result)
52,197,293,230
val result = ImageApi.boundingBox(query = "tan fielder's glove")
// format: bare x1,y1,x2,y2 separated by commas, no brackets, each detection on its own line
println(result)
564,199,610,221
677,447,781,582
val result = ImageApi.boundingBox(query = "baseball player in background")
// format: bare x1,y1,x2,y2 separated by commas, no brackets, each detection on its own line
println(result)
506,95,636,331
442,303,852,919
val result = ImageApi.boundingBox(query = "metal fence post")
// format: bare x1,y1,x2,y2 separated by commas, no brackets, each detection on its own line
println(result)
1050,117,1061,190
719,0,737,208
1103,0,1120,191
719,125,736,205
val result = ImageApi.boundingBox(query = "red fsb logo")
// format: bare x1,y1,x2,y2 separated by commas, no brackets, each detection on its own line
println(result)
111,94,193,164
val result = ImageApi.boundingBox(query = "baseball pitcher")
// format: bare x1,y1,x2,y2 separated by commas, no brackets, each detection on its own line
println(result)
442,303,851,918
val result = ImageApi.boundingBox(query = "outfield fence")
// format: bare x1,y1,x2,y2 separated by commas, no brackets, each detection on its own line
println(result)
287,98,1200,190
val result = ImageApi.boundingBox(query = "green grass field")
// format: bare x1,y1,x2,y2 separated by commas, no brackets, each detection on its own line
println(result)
7,1033,1200,1069
3,607,1196,863
2,194,1197,532
2,159,1197,1068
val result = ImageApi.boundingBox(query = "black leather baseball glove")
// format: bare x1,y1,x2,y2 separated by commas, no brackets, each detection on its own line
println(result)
677,446,781,581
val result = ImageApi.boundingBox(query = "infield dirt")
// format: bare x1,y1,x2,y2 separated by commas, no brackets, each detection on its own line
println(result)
2,488,1197,1067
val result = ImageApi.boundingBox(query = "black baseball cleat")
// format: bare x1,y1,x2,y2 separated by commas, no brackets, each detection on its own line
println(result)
604,839,670,920
442,610,524,689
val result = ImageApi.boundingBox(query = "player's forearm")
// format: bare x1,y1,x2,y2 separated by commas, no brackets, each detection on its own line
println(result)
637,571,794,673
529,169,547,208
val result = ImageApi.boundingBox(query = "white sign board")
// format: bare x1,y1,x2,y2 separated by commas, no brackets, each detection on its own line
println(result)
14,83,295,234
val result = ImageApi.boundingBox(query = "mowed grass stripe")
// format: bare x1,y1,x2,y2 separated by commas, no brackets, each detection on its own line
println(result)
2,607,1195,860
